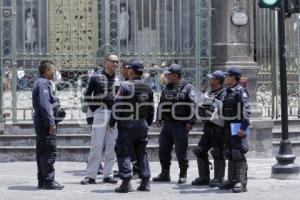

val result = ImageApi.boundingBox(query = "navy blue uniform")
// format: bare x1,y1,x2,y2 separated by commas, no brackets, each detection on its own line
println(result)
157,80,196,173
223,84,250,155
192,87,226,186
110,76,154,181
32,76,58,185
222,83,251,189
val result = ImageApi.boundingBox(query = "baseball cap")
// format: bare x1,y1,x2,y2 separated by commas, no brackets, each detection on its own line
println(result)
207,70,225,82
127,60,144,70
163,64,182,75
224,66,242,78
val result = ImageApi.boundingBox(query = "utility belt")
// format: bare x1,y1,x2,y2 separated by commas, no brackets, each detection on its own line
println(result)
162,116,188,125
117,119,147,129
90,99,113,111
223,107,236,117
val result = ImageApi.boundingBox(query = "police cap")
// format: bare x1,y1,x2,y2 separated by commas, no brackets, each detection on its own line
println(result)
224,66,242,79
163,64,182,75
128,60,144,70
207,70,225,82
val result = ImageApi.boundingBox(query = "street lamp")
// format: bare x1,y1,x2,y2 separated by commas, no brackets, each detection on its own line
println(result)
259,0,282,8
259,0,300,179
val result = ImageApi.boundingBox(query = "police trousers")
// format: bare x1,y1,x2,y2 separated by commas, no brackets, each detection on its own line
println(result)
36,135,57,184
34,116,57,184
115,124,151,181
224,122,248,157
198,122,225,156
159,121,189,170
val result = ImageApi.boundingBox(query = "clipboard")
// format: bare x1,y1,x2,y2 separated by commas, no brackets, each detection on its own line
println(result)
230,123,250,136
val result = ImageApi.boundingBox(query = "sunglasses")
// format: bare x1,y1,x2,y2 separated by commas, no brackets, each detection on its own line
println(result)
108,60,119,64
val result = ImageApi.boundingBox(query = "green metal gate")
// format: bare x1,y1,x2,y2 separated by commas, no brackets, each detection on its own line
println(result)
0,0,211,123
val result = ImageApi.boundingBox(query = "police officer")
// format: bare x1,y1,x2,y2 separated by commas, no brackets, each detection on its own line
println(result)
80,53,119,185
113,60,139,179
118,60,140,178
192,70,226,187
153,64,196,184
219,66,251,193
109,60,154,193
32,60,64,190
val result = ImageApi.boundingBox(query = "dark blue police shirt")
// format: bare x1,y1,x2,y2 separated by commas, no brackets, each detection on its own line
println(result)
32,76,57,128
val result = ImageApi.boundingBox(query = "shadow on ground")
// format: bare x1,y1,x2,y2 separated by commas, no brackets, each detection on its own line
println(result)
172,184,233,194
7,185,39,191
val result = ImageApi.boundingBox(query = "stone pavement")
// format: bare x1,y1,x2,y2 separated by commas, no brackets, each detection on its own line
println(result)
1,159,300,200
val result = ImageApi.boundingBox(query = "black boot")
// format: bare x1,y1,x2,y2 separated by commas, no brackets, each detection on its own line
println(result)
137,178,150,191
152,166,171,182
219,160,235,190
115,179,133,193
191,157,210,185
178,168,187,184
232,160,248,193
37,181,43,189
209,159,225,187
43,181,64,190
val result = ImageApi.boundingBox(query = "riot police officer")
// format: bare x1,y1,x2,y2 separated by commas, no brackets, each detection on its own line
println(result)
192,70,226,187
153,64,196,184
109,60,154,193
219,66,251,193
32,60,64,190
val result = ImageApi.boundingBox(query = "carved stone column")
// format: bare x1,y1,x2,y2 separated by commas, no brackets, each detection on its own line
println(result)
211,0,259,103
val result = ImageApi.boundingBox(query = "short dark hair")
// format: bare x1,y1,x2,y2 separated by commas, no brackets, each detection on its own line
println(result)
105,53,117,62
133,69,143,76
39,60,54,75
121,60,129,67
231,75,240,82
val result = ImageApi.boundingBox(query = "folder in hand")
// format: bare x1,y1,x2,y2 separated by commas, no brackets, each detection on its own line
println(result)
230,123,249,136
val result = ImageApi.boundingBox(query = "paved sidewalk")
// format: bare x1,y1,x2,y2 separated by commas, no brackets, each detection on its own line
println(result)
1,159,300,200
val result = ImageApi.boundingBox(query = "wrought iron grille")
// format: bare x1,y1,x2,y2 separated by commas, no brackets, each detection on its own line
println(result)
255,0,300,118
0,0,212,123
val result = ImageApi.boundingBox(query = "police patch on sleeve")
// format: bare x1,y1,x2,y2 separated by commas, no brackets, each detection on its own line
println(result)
189,89,196,100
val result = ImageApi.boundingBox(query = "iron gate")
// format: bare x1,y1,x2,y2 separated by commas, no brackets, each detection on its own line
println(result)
0,0,212,123
255,0,300,118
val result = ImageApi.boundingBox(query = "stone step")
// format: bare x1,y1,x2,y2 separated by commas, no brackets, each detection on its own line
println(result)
273,118,300,127
272,130,300,141
3,122,204,135
0,144,198,162
0,122,204,162
0,132,202,146
3,123,91,135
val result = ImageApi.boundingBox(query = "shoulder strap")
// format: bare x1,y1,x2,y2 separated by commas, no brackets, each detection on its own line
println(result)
178,80,189,92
